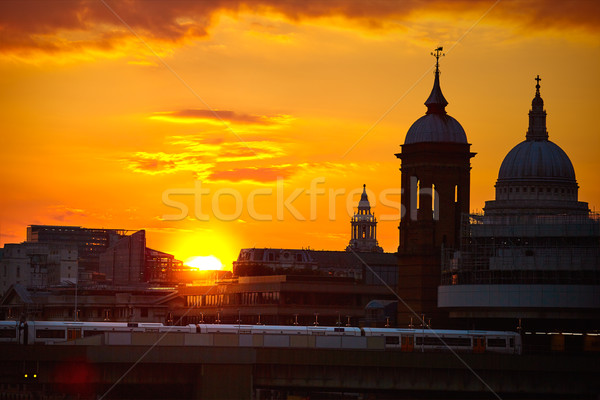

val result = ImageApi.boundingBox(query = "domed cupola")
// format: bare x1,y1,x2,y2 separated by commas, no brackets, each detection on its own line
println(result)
484,76,589,216
404,48,467,145
347,184,383,253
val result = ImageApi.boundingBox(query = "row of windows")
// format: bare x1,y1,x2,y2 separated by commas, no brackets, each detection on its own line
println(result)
41,308,149,320
410,337,509,347
186,291,359,308
186,292,281,307
500,186,575,195
443,270,600,285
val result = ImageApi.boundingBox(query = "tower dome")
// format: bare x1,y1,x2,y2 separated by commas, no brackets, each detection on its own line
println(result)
497,140,576,183
484,76,588,216
404,48,468,145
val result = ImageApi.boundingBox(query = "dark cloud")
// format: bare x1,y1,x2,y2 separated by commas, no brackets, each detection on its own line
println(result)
1,0,598,55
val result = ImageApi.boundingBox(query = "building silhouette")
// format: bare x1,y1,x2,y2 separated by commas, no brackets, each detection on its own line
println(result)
2,53,598,336
395,48,475,327
438,77,600,332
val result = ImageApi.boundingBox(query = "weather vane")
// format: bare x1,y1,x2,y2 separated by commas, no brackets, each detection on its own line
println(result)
431,46,445,74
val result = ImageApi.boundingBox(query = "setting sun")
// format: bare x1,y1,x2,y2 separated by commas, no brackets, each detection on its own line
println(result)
185,255,224,271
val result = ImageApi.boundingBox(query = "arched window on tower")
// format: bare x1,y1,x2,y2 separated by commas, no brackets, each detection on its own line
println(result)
416,179,421,210
432,184,439,220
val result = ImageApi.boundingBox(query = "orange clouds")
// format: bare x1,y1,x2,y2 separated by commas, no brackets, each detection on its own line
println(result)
125,132,287,182
2,0,598,59
150,109,291,126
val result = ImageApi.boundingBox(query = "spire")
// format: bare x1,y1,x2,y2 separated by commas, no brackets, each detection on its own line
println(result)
526,74,548,141
358,184,371,212
425,47,448,115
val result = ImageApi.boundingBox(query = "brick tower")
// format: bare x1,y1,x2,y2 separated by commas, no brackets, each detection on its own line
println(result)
395,48,475,327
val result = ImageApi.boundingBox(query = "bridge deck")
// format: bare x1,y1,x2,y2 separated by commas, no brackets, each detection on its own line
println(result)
1,342,598,399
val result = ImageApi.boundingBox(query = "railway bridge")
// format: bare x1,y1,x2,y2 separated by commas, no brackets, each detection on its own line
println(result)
0,338,598,399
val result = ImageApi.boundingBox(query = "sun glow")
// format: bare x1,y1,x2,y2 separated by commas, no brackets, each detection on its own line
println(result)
185,255,224,271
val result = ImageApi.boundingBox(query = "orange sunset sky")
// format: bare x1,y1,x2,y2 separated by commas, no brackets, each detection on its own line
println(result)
1,0,599,270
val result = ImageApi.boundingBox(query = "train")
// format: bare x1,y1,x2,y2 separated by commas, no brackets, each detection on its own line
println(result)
0,320,522,354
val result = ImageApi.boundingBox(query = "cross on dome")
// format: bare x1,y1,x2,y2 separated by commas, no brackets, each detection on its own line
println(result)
527,75,548,141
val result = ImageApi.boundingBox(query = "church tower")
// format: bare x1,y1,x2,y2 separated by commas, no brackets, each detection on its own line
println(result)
347,185,383,253
396,48,475,326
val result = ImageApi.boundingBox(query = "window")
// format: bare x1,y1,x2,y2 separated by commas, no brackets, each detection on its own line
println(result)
487,338,507,348
416,336,471,346
36,329,66,339
83,330,104,338
385,336,400,345
0,329,16,338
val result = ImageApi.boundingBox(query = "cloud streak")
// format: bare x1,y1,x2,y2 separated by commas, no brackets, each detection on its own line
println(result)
207,165,296,183
150,109,293,126
1,1,598,58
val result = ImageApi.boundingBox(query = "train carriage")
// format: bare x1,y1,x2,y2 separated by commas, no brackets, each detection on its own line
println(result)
0,320,523,354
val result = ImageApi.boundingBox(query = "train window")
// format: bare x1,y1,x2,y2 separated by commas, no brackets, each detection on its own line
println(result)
509,338,515,347
36,329,66,339
83,330,104,337
334,328,345,333
0,329,16,338
443,337,472,347
416,336,470,347
416,337,442,346
385,336,400,345
487,338,507,347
